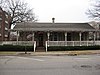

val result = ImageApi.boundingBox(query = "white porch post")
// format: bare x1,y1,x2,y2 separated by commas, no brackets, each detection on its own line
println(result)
65,32,67,46
32,32,35,52
16,31,19,44
47,32,50,41
46,32,50,52
79,32,82,46
32,32,34,41
93,32,96,45
87,32,89,46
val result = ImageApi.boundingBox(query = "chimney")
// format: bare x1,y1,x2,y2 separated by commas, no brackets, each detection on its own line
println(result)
52,18,55,23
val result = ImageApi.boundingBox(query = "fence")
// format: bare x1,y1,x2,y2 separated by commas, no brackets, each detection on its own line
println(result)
0,41,36,52
45,41,100,51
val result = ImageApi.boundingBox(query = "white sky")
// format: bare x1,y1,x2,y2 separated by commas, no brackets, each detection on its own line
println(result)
24,0,91,23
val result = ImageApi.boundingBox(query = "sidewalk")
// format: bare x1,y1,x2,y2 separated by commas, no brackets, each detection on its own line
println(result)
0,50,100,56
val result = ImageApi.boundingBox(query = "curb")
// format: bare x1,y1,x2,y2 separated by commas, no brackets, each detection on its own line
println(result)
0,50,100,56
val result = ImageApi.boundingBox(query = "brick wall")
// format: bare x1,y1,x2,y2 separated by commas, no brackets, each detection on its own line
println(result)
0,7,11,41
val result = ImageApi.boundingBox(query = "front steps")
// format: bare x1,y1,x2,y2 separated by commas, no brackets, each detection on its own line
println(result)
36,47,45,52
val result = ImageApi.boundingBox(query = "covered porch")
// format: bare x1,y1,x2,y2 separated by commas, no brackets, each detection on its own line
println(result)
45,31,100,51
8,30,100,52
8,22,100,52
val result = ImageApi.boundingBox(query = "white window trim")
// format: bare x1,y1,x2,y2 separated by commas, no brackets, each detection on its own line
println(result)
0,17,2,20
5,27,8,30
5,35,8,37
5,20,8,24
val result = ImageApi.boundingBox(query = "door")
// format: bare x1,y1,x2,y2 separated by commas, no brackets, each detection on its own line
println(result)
67,33,71,41
38,34,43,47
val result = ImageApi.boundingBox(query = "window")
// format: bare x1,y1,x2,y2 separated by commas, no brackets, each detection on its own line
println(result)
0,10,2,12
5,27,8,30
0,17,2,20
58,33,64,41
50,32,64,41
5,35,8,37
5,14,8,18
5,20,8,24
54,33,57,41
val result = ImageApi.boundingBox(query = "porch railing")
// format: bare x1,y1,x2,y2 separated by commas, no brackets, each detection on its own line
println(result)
0,41,36,52
45,41,100,51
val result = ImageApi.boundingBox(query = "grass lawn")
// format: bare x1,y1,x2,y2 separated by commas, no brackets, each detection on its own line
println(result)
0,50,100,56
0,52,16,55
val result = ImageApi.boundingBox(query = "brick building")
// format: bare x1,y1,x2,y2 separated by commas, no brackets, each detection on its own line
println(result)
0,7,11,41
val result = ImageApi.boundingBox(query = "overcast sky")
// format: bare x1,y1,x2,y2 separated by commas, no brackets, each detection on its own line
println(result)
24,0,91,23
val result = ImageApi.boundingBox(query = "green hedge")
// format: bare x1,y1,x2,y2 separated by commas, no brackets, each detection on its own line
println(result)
47,46,100,51
1,45,100,51
0,45,34,51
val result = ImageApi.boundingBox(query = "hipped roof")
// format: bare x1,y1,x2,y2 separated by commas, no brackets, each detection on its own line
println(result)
12,22,96,32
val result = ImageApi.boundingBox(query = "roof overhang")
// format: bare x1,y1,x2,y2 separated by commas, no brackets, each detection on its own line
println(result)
9,28,98,32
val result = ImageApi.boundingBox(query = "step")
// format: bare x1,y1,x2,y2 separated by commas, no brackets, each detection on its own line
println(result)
36,47,45,52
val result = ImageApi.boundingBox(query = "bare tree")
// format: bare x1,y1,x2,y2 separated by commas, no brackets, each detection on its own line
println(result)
86,0,100,21
0,0,6,7
0,0,3,4
0,0,38,28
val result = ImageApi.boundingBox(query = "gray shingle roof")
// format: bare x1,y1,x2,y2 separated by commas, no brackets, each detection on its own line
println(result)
12,22,96,32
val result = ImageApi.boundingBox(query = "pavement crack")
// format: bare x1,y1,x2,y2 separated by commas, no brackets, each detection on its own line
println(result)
4,57,14,64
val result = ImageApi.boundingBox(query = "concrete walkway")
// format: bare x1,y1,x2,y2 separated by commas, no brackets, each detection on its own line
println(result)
0,50,100,56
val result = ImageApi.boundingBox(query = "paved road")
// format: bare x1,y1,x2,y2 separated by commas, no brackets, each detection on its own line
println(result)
0,55,100,75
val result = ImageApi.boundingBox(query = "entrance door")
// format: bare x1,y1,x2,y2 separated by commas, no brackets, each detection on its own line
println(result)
38,34,43,47
67,33,71,41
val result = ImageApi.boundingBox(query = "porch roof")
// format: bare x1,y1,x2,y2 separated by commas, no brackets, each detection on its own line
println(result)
11,22,97,32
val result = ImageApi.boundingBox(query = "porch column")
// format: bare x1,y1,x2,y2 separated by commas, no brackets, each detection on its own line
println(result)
46,32,50,52
16,31,19,44
87,32,89,46
93,32,96,45
65,32,67,46
32,32,34,41
65,32,67,41
79,32,82,46
32,32,36,52
47,32,50,41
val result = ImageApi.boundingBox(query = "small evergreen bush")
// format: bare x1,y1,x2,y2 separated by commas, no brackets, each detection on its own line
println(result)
0,45,33,51
47,46,100,51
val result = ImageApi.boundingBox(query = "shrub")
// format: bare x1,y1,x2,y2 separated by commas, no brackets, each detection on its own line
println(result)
0,45,34,51
47,46,100,51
